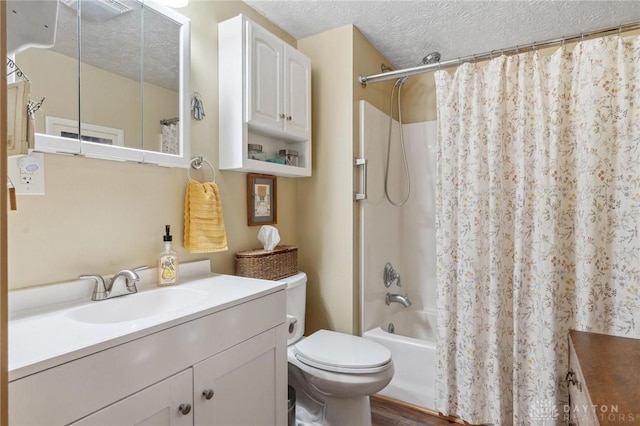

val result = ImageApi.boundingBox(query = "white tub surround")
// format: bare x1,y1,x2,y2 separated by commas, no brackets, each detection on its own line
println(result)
359,100,437,331
359,100,438,411
9,260,288,425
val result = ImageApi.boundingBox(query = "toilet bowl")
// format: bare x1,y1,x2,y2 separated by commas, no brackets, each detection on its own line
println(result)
281,273,394,426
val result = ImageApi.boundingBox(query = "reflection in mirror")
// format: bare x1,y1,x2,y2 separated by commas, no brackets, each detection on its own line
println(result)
79,0,144,150
6,0,190,166
143,5,181,155
7,0,80,149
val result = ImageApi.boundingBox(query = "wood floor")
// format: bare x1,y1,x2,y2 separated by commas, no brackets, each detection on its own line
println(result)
371,395,465,426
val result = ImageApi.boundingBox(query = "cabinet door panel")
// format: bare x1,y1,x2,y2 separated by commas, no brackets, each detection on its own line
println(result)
284,47,311,139
194,329,282,426
247,23,282,130
72,369,193,426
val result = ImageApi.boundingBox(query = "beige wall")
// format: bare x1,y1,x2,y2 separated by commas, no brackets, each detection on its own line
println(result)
8,0,299,289
297,25,395,335
401,72,438,123
298,26,355,334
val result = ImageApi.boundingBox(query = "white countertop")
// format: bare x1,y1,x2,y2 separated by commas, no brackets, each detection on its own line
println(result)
9,261,285,381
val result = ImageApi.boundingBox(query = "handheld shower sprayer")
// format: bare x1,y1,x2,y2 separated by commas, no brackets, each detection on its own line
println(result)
384,51,441,207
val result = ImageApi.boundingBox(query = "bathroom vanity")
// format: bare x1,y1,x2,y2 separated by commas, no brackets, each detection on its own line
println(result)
568,330,640,425
9,261,287,425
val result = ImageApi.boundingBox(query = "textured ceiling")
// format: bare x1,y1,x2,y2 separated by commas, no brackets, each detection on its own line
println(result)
244,1,640,71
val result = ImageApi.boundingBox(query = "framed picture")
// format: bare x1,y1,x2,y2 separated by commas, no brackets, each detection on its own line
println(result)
247,173,277,226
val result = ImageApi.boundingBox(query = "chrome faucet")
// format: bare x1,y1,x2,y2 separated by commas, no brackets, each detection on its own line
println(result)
385,292,412,308
80,266,147,301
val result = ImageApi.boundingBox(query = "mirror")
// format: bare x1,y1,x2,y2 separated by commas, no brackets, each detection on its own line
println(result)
7,0,190,167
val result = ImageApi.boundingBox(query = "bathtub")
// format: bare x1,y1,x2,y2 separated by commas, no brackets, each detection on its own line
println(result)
363,309,437,410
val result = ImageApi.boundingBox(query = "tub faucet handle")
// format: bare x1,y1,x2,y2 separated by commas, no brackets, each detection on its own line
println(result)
384,263,401,288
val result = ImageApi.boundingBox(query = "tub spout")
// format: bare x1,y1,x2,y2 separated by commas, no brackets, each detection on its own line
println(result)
386,292,412,308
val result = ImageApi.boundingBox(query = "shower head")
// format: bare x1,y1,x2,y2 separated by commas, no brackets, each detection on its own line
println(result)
396,51,442,85
422,52,441,65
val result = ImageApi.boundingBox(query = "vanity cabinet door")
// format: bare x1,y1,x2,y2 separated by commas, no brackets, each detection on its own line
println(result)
71,369,193,426
193,328,285,426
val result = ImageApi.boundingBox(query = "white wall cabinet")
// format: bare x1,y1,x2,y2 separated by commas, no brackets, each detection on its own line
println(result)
9,291,287,426
219,14,312,177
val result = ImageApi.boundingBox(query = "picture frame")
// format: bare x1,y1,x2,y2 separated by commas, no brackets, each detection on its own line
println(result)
247,173,277,226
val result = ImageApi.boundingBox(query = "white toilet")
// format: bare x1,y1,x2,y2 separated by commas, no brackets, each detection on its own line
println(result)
281,272,394,426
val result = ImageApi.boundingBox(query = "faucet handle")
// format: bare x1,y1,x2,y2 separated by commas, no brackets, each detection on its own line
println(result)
383,263,401,288
126,266,147,292
79,274,108,301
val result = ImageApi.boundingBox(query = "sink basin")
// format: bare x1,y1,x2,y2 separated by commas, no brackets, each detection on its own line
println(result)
65,287,208,324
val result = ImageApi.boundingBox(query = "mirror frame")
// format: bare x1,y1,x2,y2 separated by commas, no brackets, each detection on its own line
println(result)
33,0,191,168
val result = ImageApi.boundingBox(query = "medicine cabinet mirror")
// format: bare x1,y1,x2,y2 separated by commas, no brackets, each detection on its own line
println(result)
6,0,191,167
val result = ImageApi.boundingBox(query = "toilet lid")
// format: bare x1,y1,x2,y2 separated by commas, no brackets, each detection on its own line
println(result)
293,330,392,374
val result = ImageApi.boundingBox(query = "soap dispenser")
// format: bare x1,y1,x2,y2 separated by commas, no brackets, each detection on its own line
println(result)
157,225,178,286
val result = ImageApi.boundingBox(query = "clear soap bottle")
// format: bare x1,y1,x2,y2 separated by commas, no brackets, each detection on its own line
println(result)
158,225,178,286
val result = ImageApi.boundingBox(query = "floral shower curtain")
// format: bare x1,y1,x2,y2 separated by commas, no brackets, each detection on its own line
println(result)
435,35,640,425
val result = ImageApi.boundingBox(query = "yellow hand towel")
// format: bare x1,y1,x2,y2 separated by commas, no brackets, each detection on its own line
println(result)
184,181,228,253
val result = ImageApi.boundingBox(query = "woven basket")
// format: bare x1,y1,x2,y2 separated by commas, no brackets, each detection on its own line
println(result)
235,245,298,280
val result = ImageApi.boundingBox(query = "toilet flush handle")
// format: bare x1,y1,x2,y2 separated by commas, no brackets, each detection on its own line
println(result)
288,317,298,335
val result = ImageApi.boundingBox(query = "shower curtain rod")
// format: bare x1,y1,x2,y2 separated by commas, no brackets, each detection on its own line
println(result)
359,20,640,86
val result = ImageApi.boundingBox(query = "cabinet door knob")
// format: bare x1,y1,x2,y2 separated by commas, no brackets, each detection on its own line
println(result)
279,113,286,119
287,115,292,121
178,403,192,415
202,389,215,400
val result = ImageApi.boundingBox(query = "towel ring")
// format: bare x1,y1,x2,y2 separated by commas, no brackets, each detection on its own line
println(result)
188,156,216,183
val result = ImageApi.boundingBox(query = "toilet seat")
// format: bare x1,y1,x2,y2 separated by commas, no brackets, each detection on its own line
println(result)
293,330,392,374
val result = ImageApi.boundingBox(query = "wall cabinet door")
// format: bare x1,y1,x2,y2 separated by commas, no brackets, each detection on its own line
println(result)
247,20,311,140
71,369,193,426
193,329,282,426
284,46,311,139
247,22,283,132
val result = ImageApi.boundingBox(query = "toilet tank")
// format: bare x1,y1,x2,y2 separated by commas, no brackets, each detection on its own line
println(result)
279,272,306,345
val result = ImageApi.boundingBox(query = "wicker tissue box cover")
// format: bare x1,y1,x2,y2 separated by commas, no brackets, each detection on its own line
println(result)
235,245,298,280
